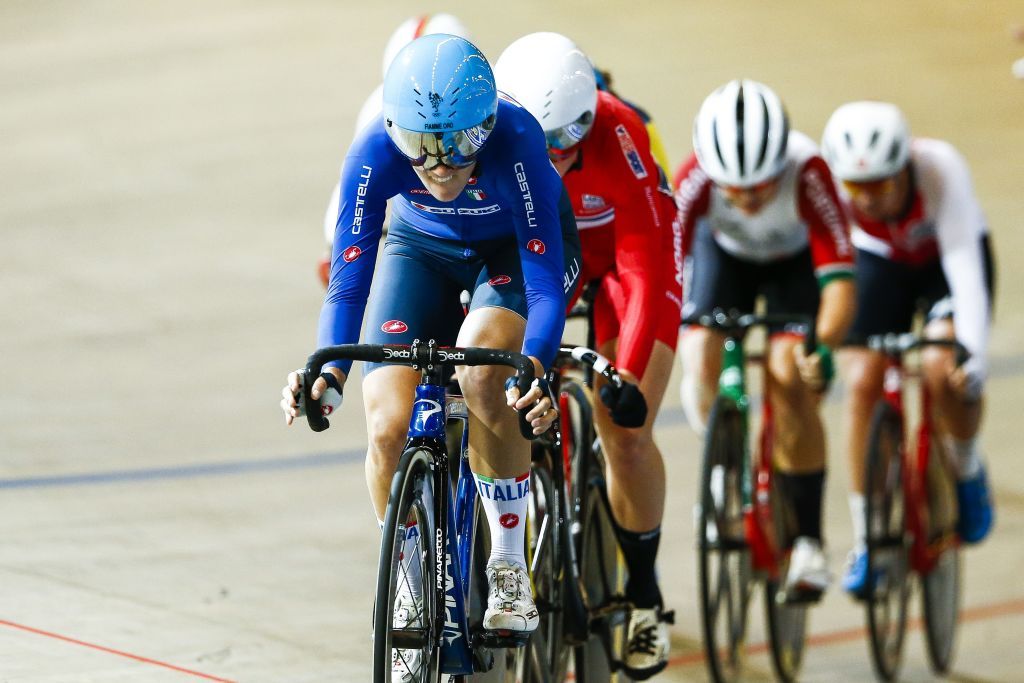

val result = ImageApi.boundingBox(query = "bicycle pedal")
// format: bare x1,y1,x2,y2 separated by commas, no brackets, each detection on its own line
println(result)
473,628,531,649
778,585,824,605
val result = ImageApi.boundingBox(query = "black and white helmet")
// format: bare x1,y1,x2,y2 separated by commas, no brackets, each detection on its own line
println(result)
692,79,789,187
821,101,911,182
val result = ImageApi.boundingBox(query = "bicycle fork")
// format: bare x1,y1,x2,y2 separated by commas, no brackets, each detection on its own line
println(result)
410,383,475,675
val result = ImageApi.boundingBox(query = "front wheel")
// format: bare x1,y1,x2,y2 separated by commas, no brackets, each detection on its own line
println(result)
864,402,910,682
373,448,441,683
921,435,962,674
698,397,752,683
764,477,807,682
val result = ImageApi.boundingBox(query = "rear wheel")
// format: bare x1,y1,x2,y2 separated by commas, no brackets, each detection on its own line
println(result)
864,402,910,682
563,378,630,682
575,444,631,682
698,397,751,683
374,448,441,683
922,435,961,674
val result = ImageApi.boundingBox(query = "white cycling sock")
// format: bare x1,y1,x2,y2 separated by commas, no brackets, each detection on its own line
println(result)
945,435,982,480
848,493,866,551
474,471,530,568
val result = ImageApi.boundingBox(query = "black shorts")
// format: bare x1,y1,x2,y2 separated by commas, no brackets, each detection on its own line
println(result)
846,234,995,344
362,189,582,374
682,221,820,334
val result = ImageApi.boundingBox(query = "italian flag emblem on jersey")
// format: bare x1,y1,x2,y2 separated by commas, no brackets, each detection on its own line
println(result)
466,188,487,201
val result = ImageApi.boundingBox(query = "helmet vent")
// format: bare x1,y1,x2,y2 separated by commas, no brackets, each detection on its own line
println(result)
776,110,789,164
711,118,727,170
754,93,770,172
886,141,902,164
843,131,852,148
735,85,746,176
868,129,880,149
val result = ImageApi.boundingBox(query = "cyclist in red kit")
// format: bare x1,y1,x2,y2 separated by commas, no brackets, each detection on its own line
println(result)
496,32,680,680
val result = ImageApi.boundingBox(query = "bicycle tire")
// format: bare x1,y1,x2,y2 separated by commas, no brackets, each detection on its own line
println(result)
864,402,910,682
562,378,626,683
921,437,961,674
764,476,807,683
698,396,751,683
374,447,441,683
510,453,571,682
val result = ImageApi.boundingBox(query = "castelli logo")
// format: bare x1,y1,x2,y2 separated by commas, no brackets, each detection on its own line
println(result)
322,405,334,416
381,320,408,334
342,246,361,263
499,513,520,529
488,275,512,286
527,239,546,255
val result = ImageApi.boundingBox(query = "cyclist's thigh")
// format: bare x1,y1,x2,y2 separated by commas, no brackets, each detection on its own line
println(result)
362,365,421,437
846,248,917,343
592,270,680,359
761,247,820,336
682,219,758,319
362,221,466,375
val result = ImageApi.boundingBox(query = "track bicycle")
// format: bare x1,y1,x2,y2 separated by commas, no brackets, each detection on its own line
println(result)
858,332,969,681
685,310,818,683
548,287,662,682
303,339,539,682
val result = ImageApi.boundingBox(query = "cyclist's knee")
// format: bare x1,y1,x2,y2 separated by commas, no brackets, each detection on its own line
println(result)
845,353,884,409
457,364,507,419
680,371,712,436
366,415,408,464
603,429,654,470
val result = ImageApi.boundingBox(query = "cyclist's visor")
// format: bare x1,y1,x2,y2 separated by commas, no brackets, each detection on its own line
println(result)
386,115,496,169
842,176,898,197
544,111,595,155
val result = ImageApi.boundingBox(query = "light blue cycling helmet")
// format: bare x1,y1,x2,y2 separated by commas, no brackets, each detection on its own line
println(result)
382,33,498,168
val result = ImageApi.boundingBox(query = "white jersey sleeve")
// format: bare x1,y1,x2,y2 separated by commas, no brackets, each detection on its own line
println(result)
914,139,990,382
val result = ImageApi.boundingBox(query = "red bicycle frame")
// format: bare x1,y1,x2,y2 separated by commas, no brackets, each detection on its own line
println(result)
881,353,960,576
746,376,785,581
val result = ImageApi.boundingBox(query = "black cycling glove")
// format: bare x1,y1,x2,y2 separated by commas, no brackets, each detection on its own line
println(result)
599,381,648,428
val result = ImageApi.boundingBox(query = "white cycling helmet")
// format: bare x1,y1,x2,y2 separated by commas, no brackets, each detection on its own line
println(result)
494,32,598,153
381,14,471,78
693,79,789,188
821,101,911,181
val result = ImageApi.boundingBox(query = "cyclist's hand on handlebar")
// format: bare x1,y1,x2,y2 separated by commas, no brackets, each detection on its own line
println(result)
281,367,345,425
793,343,834,393
505,375,558,436
598,370,648,428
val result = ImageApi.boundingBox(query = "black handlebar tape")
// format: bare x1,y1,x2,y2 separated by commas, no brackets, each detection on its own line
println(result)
303,367,329,433
302,344,538,440
303,345,389,433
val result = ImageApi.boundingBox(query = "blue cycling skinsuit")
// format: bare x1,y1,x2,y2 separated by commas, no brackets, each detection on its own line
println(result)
319,97,581,375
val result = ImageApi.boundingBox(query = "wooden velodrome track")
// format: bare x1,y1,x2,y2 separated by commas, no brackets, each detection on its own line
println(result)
2,1,1023,680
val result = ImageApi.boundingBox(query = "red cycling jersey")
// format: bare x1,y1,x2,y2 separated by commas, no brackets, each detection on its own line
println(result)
564,90,682,379
673,134,854,286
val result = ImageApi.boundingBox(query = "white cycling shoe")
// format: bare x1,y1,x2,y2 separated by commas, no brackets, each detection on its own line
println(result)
391,591,423,682
623,606,670,679
783,536,831,602
482,560,539,632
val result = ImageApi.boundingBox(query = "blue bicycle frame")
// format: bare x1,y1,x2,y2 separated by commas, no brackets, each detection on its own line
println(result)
409,381,476,675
